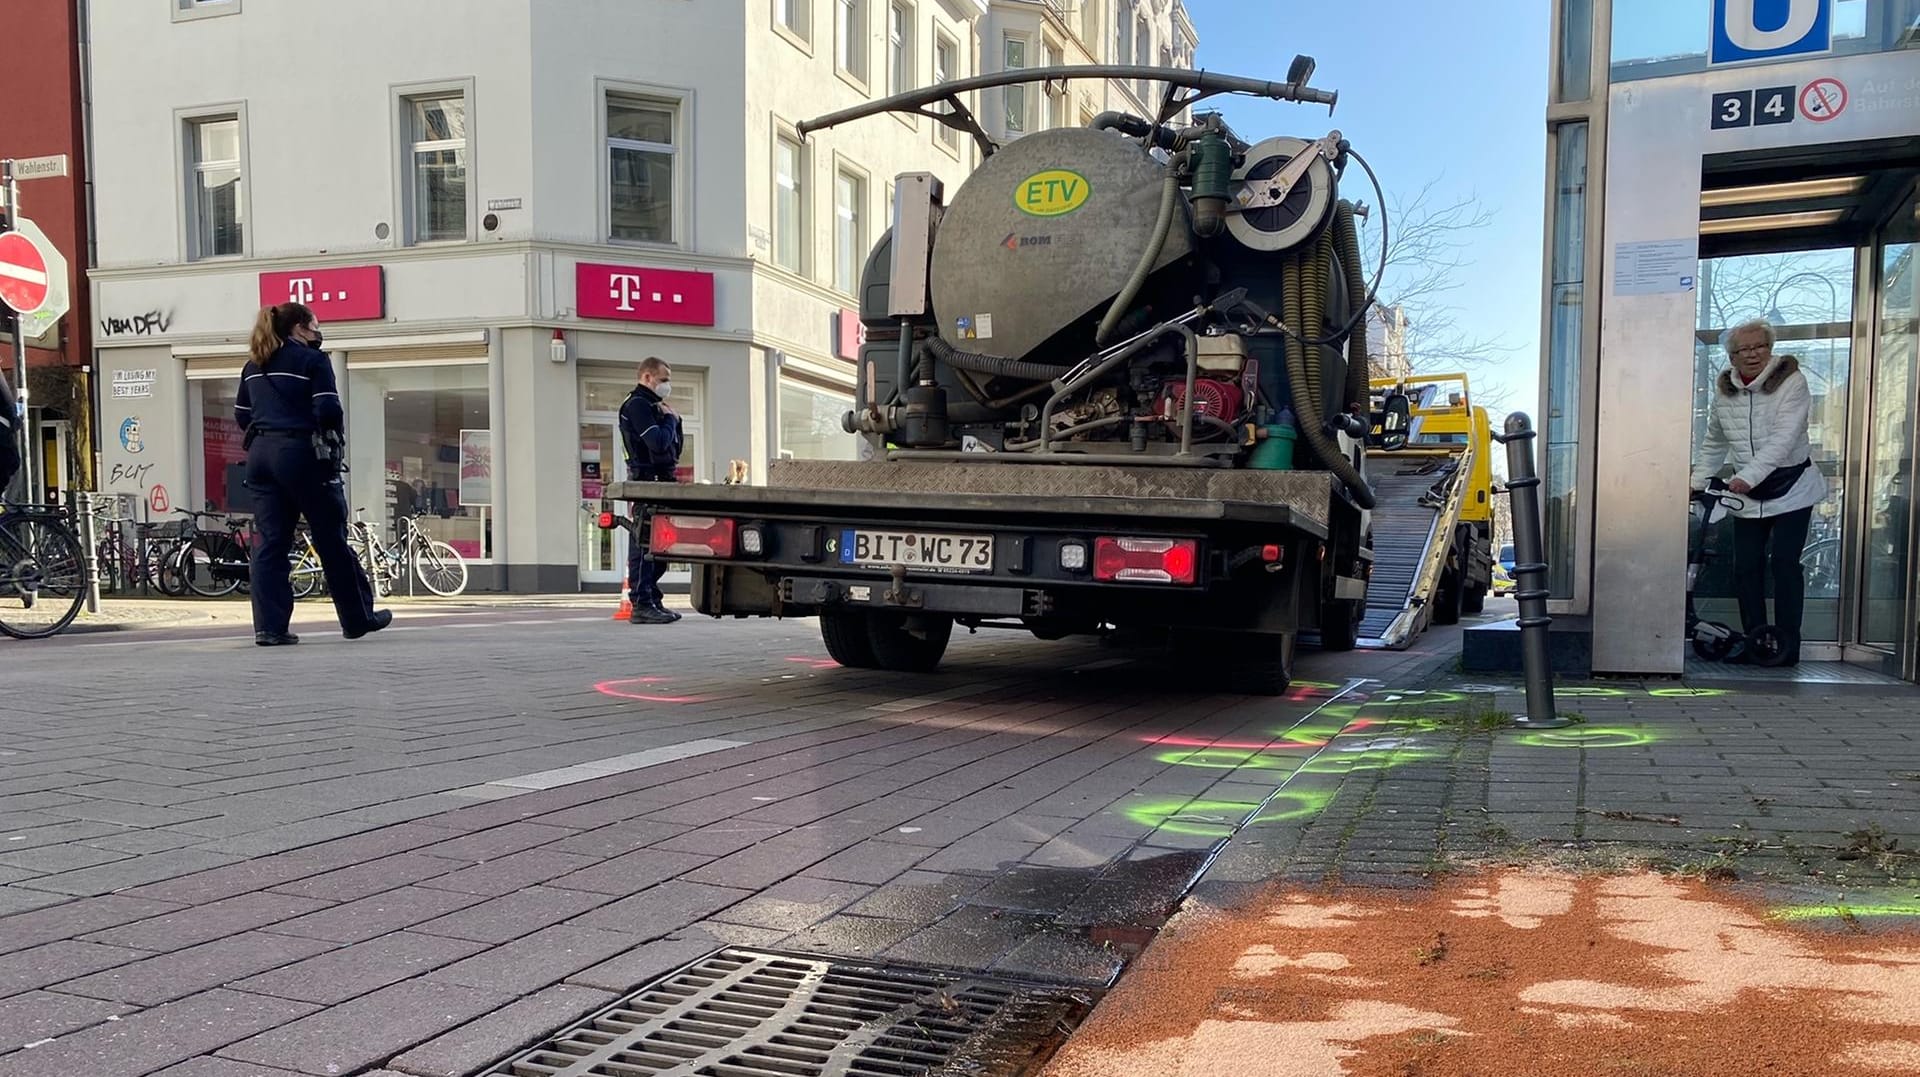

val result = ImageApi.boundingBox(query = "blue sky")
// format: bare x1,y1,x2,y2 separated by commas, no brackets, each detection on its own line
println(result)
1185,0,1552,413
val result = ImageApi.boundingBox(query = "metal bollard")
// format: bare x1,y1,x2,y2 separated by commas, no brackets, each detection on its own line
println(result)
79,491,102,615
1493,412,1565,728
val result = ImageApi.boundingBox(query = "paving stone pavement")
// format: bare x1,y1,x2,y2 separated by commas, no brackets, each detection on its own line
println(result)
3,600,1913,1075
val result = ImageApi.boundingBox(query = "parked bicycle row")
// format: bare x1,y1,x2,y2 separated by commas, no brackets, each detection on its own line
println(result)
0,496,471,641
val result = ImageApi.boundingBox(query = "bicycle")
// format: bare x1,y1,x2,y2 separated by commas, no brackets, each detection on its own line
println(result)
349,508,469,597
289,527,324,600
0,501,88,639
161,510,255,598
92,504,183,597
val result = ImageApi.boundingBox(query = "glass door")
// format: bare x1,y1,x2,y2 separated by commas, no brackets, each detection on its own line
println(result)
1693,249,1856,649
1858,182,1918,677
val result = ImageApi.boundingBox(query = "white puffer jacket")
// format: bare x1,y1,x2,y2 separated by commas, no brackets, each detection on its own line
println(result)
1690,353,1828,519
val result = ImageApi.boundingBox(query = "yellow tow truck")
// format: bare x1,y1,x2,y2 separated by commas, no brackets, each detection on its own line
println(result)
1357,372,1497,648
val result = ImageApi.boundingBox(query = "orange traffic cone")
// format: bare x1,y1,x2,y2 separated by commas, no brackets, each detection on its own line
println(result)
614,596,632,621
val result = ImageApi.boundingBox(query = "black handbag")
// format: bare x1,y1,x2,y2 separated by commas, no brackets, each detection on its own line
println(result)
1747,458,1811,501
247,358,349,476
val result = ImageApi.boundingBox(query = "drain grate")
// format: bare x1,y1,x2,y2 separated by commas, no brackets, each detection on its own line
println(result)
478,947,1097,1077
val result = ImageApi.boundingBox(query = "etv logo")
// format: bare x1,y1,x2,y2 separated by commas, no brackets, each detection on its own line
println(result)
1711,0,1832,65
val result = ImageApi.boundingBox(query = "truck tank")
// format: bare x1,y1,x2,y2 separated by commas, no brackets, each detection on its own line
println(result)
927,127,1195,362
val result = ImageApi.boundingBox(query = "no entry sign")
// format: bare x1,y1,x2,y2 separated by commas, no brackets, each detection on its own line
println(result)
0,218,70,325
0,230,50,314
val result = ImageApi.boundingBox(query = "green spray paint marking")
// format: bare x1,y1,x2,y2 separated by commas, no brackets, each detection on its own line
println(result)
1769,901,1920,923
1296,747,1445,776
1649,687,1731,698
1154,748,1295,771
1515,726,1656,749
1123,798,1262,838
1250,788,1334,823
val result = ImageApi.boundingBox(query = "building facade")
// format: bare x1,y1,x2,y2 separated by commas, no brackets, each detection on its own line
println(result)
0,0,94,503
1539,0,1917,679
87,0,991,591
976,0,1196,142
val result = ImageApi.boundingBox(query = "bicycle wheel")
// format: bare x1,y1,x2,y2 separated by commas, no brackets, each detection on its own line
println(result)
0,515,88,639
181,534,243,598
94,538,122,596
156,541,190,596
411,540,469,597
290,548,322,599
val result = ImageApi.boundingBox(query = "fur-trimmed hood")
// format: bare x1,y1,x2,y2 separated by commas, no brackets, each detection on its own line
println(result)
1718,354,1800,396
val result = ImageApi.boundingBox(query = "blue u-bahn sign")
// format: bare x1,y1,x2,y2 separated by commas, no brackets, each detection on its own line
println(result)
1711,0,1833,65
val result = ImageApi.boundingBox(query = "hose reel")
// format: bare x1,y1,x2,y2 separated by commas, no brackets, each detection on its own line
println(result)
1226,135,1338,253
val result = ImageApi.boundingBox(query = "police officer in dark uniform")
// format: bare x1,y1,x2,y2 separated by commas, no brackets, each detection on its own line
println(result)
236,302,390,646
619,356,683,625
0,368,20,500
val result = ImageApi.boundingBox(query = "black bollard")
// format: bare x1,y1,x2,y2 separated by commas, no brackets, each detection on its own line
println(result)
1493,412,1565,728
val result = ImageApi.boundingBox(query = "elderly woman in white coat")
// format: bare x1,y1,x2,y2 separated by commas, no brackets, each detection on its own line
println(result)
1690,317,1828,665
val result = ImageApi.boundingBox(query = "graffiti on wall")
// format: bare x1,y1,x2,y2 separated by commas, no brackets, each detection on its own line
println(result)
99,310,174,338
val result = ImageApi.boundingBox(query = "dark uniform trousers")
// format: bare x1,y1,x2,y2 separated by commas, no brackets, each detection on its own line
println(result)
626,468,674,607
246,433,377,635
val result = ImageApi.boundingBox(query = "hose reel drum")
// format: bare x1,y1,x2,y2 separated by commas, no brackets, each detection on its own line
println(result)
1226,135,1338,253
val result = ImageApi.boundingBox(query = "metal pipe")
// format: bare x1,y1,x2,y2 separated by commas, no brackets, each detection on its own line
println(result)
797,64,1337,138
1039,322,1194,454
1496,412,1563,728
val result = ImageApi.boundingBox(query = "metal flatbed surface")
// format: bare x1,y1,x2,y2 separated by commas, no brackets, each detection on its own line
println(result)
1357,452,1464,649
603,459,1335,537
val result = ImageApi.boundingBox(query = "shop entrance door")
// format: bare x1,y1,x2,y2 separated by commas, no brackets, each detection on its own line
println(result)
1856,180,1918,680
577,411,623,586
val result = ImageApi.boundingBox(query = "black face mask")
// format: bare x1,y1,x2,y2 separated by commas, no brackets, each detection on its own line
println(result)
306,329,324,349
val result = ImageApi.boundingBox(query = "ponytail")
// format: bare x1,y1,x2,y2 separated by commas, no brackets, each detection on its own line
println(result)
248,301,314,364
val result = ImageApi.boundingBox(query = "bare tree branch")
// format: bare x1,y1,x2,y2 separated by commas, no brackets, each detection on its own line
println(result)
1358,178,1523,384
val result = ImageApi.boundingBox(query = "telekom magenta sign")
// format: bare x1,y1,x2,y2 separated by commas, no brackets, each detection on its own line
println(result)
576,263,716,327
258,266,385,321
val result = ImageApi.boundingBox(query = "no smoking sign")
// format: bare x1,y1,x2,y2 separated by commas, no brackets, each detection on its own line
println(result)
1710,76,1848,131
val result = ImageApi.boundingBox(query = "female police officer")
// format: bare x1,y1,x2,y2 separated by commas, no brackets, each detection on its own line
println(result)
236,302,390,646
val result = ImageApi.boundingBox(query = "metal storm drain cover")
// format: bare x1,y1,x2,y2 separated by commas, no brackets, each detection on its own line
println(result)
479,947,1097,1077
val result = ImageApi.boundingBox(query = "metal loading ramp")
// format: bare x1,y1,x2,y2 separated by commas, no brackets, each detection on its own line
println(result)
1358,452,1469,649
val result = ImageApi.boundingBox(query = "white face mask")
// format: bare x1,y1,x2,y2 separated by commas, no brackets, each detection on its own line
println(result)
656,380,673,400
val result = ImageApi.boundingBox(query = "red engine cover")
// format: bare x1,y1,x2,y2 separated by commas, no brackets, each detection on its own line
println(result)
1168,378,1245,423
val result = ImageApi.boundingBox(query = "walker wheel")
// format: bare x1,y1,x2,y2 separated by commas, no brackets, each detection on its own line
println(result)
1749,625,1788,667
1692,628,1734,662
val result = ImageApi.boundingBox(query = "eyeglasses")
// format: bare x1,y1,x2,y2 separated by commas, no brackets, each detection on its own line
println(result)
1731,343,1769,356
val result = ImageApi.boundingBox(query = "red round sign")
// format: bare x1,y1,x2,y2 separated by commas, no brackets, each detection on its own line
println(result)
1799,78,1848,123
0,231,52,314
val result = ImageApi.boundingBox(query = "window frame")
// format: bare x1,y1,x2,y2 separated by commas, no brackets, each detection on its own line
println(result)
177,103,250,263
1043,40,1065,129
835,0,870,89
1115,0,1131,65
832,159,869,298
1003,32,1030,135
1135,17,1151,100
772,0,812,51
598,79,692,249
932,28,962,157
772,121,809,277
393,80,477,247
888,1,916,97
172,0,240,23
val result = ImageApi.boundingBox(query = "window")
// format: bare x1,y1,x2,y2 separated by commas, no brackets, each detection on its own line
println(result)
1115,0,1131,64
173,0,239,22
834,167,865,295
934,32,959,149
346,364,494,561
774,132,805,273
889,2,914,96
781,382,858,461
774,0,809,43
836,0,868,82
606,94,677,244
1135,18,1150,99
1003,36,1027,133
1543,121,1588,601
1044,44,1064,128
405,95,469,244
187,116,243,259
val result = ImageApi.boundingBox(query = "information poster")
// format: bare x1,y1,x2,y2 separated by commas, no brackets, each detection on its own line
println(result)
458,429,492,507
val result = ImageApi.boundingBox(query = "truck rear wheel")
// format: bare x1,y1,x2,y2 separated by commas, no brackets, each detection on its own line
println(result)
1431,569,1464,626
820,611,879,669
1223,632,1296,696
1462,583,1487,615
866,612,954,673
1319,599,1363,652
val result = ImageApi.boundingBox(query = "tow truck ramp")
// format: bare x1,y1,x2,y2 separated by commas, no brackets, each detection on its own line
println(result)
1354,374,1492,650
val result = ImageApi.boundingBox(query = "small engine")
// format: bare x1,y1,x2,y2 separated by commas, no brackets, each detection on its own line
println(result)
1163,378,1247,424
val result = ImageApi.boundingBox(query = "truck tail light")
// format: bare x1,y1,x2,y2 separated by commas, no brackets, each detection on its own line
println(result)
596,512,617,530
651,514,736,558
1093,536,1198,585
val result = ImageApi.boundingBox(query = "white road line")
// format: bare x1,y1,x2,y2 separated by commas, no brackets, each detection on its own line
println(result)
445,737,746,798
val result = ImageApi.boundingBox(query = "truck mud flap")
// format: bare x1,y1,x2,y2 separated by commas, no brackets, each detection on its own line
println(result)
782,575,1039,618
